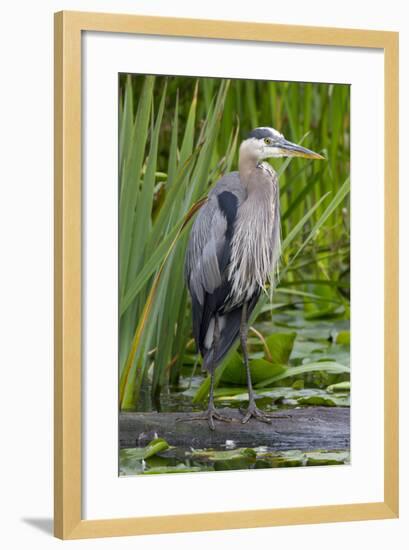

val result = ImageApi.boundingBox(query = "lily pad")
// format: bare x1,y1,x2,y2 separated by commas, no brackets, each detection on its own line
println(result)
305,451,350,466
336,330,350,345
255,361,350,388
255,449,305,468
265,332,297,363
189,447,258,471
142,465,205,474
252,387,349,407
297,395,336,406
327,381,351,393
300,344,350,367
119,439,171,475
190,448,257,461
220,358,286,386
214,459,254,471
290,340,329,360
120,438,169,462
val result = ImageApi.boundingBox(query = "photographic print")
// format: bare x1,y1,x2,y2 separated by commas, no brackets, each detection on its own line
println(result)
118,74,350,476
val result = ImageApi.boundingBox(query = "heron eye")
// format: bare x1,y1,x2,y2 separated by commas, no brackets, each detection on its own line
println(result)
264,137,272,145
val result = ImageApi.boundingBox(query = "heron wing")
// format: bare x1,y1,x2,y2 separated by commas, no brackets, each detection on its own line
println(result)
184,172,249,363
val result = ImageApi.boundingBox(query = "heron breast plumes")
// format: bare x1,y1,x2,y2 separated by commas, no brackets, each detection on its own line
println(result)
225,177,280,310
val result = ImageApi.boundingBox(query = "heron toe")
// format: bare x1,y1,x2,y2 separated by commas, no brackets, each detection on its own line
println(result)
177,407,232,431
240,403,278,424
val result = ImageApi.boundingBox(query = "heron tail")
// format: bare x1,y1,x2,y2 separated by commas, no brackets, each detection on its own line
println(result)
200,289,261,373
201,307,243,373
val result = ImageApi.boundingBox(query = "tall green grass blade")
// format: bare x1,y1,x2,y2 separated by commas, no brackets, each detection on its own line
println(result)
119,76,155,300
281,192,331,252
119,198,207,407
167,91,179,189
285,177,350,269
119,75,134,173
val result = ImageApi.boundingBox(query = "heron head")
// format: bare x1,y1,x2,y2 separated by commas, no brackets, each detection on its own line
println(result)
241,127,324,161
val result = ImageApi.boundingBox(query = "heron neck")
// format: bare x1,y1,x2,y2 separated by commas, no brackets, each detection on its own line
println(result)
238,153,259,188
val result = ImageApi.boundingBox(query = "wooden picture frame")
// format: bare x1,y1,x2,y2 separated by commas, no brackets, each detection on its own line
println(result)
54,10,399,540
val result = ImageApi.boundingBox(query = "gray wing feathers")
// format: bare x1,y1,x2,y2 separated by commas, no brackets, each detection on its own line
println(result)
201,210,227,293
185,197,225,304
184,172,248,370
208,171,244,199
185,172,245,305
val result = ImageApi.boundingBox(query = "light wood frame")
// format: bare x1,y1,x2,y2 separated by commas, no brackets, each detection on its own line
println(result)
54,10,399,540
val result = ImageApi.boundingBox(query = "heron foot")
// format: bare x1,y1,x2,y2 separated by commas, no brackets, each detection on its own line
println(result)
177,407,232,431
240,403,279,424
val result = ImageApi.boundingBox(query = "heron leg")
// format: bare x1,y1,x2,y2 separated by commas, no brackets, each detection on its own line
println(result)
178,371,232,430
177,316,232,430
240,302,278,424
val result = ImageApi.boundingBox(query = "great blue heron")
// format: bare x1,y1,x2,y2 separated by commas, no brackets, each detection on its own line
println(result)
184,127,323,429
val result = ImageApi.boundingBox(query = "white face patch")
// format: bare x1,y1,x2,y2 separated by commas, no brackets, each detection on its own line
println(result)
241,127,287,161
240,137,264,158
261,146,288,159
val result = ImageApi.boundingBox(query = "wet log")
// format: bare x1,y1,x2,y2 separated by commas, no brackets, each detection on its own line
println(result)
119,407,350,451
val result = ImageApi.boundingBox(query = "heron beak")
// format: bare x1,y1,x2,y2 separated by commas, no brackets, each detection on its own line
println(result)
278,139,325,160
